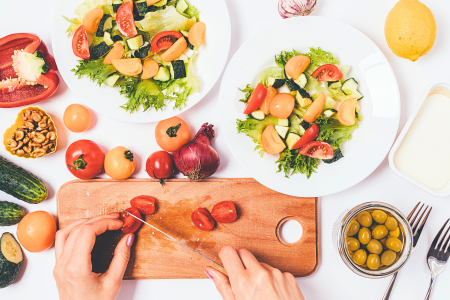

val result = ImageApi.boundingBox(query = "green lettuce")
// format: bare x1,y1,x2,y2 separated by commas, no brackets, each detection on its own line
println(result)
75,0,111,17
316,116,358,149
238,84,253,103
119,78,165,113
63,16,83,36
236,115,279,157
72,58,117,85
305,47,340,75
185,0,200,20
256,66,285,87
277,149,318,179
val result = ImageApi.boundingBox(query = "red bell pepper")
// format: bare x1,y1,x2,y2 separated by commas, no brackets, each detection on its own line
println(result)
0,33,60,108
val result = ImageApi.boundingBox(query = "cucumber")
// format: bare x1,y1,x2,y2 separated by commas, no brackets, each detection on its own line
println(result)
91,42,111,58
268,77,285,89
127,35,144,50
251,110,265,120
132,42,151,59
286,133,301,150
135,0,148,16
278,118,289,127
171,60,186,79
104,74,120,87
0,201,25,226
112,0,123,12
0,233,23,288
294,91,312,108
285,79,300,92
153,0,167,6
293,73,307,89
274,125,289,139
0,156,47,204
153,67,171,81
96,14,112,37
176,0,189,13
323,109,337,118
103,32,114,46
341,78,358,95
180,30,195,50
112,35,123,42
353,91,364,100
324,97,336,109
328,81,342,89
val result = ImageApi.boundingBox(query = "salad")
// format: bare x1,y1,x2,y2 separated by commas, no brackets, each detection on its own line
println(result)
236,47,363,179
64,0,205,113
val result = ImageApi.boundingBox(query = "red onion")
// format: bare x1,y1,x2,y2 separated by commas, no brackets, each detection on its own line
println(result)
174,123,220,180
278,0,317,19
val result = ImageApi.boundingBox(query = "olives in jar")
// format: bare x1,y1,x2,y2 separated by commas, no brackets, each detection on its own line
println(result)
357,211,373,227
389,227,400,238
385,216,398,231
371,210,387,224
381,250,397,266
346,220,360,237
386,237,403,252
367,254,381,270
358,227,372,245
353,249,367,265
347,237,360,252
367,239,383,254
372,225,389,240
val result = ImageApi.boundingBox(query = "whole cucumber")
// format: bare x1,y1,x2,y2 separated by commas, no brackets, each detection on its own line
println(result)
0,201,25,226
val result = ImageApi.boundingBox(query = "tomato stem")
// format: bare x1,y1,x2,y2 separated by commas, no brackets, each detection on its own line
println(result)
68,154,87,170
166,123,182,138
124,150,134,161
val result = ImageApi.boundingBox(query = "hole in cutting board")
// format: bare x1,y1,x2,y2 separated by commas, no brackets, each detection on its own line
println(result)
276,217,304,246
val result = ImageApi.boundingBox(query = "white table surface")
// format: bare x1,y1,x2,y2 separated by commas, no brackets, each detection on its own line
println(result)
1,0,450,299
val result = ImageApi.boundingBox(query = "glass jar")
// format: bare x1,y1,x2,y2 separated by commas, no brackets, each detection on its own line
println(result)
332,201,413,278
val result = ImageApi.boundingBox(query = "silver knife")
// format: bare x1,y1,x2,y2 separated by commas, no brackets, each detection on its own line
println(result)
123,210,225,269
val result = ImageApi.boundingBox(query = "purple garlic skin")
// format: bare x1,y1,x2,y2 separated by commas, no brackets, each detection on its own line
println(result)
278,0,317,19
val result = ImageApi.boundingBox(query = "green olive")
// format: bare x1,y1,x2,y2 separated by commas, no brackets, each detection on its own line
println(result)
381,250,397,266
357,211,373,227
346,220,360,237
386,237,403,252
367,239,383,254
389,227,400,238
380,238,387,246
352,249,367,265
372,225,389,240
346,237,360,251
367,254,381,270
358,227,372,245
371,210,388,224
385,217,398,231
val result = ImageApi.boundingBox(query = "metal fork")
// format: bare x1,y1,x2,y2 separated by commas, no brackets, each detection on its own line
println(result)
424,219,450,300
382,203,432,300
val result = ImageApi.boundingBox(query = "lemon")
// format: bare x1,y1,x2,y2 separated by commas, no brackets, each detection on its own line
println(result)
385,0,437,61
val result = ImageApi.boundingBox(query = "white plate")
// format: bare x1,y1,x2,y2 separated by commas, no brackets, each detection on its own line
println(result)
219,16,400,197
52,0,231,123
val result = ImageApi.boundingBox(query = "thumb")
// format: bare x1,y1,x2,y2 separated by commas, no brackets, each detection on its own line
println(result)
205,267,236,300
103,233,133,282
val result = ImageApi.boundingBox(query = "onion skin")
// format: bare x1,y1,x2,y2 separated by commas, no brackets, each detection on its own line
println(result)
278,0,317,19
174,123,220,181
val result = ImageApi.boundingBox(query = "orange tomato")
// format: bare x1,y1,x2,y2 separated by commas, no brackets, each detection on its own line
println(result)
63,104,92,133
269,93,295,119
17,211,56,253
105,146,136,180
155,117,191,152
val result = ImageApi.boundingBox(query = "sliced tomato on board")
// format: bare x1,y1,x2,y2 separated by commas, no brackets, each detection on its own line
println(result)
130,195,156,215
311,64,343,82
116,1,137,37
72,25,90,59
292,123,320,150
191,208,215,231
151,31,183,54
120,207,142,234
244,83,267,115
211,201,237,223
299,141,334,159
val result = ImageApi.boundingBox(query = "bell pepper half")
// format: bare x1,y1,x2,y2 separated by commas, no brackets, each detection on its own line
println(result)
0,33,60,108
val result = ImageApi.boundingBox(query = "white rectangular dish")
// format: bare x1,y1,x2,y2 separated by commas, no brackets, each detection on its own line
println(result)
389,80,450,197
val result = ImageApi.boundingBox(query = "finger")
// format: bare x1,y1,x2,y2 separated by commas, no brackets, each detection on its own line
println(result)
219,246,245,274
205,267,236,300
102,234,133,283
236,249,261,269
260,263,291,298
55,218,90,261
284,272,305,300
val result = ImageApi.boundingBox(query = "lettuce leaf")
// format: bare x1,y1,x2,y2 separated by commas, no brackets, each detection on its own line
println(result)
135,6,196,37
63,16,83,37
185,0,200,20
316,116,358,149
236,115,279,157
276,149,318,179
274,47,340,75
72,58,117,85
119,78,165,113
75,0,111,17
238,84,254,103
256,66,285,87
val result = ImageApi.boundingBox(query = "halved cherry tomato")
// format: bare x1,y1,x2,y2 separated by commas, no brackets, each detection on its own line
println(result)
130,195,156,215
292,123,320,150
116,1,137,37
311,64,343,82
120,207,142,234
211,201,237,223
191,208,215,231
300,141,334,159
244,83,267,115
151,31,183,54
72,25,90,59
66,140,105,180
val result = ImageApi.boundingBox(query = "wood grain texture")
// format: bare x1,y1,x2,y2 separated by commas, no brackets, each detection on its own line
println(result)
56,178,318,279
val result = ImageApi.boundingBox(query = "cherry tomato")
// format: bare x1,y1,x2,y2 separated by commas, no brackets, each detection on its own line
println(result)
155,117,191,152
105,146,136,180
130,195,156,215
151,31,183,54
244,83,267,115
300,141,334,159
63,104,92,133
191,208,215,231
17,211,56,253
292,123,320,150
116,1,137,37
211,201,237,223
311,64,343,82
72,25,90,59
146,151,175,184
269,93,295,119
120,207,142,234
66,140,105,180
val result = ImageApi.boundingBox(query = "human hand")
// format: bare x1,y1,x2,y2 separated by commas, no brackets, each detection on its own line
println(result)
53,213,133,300
205,246,305,300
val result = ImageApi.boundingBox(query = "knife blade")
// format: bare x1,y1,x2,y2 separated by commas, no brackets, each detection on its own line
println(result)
123,210,225,269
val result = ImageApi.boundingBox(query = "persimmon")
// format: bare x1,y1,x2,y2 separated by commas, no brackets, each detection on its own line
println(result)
160,37,187,62
338,97,358,126
112,58,143,76
262,125,286,154
141,59,160,79
260,87,277,115
303,92,325,123
285,55,310,79
104,42,125,65
188,22,206,48
83,7,104,34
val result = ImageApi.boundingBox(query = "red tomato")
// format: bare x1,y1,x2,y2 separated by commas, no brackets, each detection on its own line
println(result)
244,83,267,115
120,207,142,234
311,64,343,82
300,141,334,159
130,195,156,215
211,201,237,223
116,1,137,37
191,208,215,231
151,31,183,54
66,140,105,180
146,151,175,183
72,25,90,59
292,123,320,150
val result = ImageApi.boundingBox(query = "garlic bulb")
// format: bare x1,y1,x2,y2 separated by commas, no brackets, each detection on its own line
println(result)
278,0,317,19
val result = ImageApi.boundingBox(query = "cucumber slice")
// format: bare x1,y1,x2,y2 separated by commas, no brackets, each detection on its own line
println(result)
353,91,364,100
96,15,112,37
294,91,312,108
135,0,148,16
103,32,114,46
328,81,342,89
274,125,289,139
127,35,143,50
91,42,111,58
324,97,336,109
278,118,289,127
176,0,189,13
268,77,286,89
153,0,167,7
293,73,307,89
181,30,189,38
341,78,358,95
153,67,171,81
171,60,187,79
251,110,265,120
286,133,301,150
285,79,300,92
323,109,337,118
104,74,120,87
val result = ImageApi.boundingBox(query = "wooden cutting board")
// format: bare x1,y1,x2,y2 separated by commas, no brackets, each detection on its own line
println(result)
56,178,319,279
